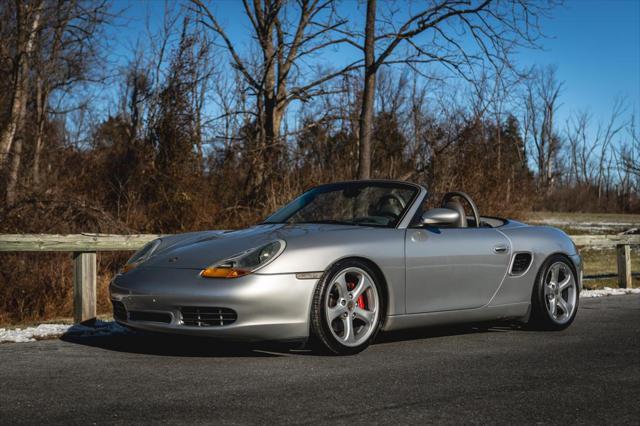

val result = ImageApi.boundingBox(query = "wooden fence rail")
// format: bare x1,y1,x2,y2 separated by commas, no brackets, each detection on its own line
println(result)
0,233,638,324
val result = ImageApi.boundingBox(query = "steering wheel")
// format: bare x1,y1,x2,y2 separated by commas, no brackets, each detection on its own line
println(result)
441,192,481,228
375,193,406,221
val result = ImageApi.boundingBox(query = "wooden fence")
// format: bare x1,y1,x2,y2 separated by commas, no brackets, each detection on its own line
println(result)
0,233,638,324
0,234,160,324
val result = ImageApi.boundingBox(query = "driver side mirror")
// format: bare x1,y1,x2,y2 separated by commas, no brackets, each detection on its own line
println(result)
420,208,460,226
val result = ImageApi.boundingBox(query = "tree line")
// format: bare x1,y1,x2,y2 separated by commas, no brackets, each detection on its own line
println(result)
0,0,638,236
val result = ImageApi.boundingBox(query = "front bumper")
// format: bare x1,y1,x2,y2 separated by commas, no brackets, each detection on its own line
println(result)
109,267,319,342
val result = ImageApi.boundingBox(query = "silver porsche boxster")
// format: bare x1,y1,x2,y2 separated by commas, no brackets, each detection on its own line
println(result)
110,180,582,355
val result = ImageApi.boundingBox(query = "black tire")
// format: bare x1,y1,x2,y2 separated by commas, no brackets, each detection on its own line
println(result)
309,259,385,355
529,254,580,330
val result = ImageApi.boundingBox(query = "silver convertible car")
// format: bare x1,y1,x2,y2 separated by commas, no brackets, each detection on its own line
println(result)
110,180,582,355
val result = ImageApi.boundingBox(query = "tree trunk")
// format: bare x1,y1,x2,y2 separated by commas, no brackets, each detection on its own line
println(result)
32,114,45,188
32,76,47,188
263,45,282,173
247,20,279,200
245,96,267,200
0,74,27,169
6,136,23,206
357,0,376,180
0,1,41,169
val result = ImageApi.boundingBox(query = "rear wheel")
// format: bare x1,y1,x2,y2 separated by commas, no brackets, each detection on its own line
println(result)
310,260,384,355
530,254,579,330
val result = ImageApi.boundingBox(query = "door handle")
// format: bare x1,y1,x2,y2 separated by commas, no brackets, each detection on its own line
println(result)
493,245,508,253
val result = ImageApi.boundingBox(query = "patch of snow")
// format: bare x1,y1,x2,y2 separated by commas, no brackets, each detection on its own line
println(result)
581,287,640,298
0,324,70,343
531,219,637,227
0,320,131,344
529,220,637,234
565,224,625,231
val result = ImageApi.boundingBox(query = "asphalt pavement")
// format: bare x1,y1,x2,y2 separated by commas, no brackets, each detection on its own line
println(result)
1,294,639,425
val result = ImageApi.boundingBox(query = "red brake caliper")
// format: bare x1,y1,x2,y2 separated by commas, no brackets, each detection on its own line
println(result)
347,280,367,309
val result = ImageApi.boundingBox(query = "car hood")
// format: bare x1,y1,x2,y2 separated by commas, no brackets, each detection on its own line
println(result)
141,223,364,270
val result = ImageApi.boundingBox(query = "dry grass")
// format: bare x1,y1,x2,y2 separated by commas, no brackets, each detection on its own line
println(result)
0,252,126,326
527,211,640,224
581,248,640,289
526,211,639,289
526,211,640,235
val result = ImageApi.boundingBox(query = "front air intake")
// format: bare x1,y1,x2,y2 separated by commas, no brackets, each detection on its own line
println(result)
180,307,237,327
112,301,127,321
510,253,533,275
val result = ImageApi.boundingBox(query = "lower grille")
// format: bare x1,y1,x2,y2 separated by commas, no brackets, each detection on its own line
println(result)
511,253,533,275
112,301,127,321
129,311,172,324
181,307,237,327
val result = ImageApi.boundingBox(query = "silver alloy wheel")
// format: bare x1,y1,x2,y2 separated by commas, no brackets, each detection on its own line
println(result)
544,261,577,324
324,267,380,347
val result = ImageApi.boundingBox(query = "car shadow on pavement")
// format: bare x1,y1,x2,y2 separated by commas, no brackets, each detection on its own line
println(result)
60,330,288,358
59,321,522,357
375,322,521,345
285,322,522,356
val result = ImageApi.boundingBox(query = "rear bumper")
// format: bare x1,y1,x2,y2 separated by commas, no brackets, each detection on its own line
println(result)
109,267,319,342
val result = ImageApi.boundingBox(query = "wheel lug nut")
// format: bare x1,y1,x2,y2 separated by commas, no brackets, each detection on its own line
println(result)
349,294,353,300
343,312,348,318
352,313,356,318
340,300,346,306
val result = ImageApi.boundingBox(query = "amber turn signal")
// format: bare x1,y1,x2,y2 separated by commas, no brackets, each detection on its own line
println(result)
200,267,249,279
121,262,138,274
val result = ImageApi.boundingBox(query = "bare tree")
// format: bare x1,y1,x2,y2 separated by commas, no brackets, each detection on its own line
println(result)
522,64,562,189
0,0,42,170
355,0,554,179
594,98,626,200
565,101,627,186
622,114,640,184
566,111,590,185
190,0,360,201
30,0,110,188
1,0,111,205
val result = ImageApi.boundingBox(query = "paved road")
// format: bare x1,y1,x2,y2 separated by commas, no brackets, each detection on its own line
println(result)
1,295,639,425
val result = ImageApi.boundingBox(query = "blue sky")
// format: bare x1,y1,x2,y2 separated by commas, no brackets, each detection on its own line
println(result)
109,0,640,128
518,0,640,125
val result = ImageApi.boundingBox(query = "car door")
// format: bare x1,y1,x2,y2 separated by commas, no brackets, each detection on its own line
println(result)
405,226,511,313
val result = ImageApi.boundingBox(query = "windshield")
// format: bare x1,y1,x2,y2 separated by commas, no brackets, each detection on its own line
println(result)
263,182,418,228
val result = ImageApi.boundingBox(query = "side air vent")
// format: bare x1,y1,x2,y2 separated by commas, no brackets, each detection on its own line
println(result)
510,253,533,275
181,307,237,327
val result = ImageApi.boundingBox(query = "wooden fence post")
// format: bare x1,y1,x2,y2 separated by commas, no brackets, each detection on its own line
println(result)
73,251,97,323
616,244,632,289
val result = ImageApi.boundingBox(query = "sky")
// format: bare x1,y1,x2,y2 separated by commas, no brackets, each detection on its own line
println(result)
108,0,640,130
517,0,640,126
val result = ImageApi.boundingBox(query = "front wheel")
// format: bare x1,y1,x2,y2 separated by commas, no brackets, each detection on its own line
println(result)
310,260,384,355
529,254,579,330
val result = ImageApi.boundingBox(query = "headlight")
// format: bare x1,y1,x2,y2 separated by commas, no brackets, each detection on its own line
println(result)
201,240,285,279
121,239,162,274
